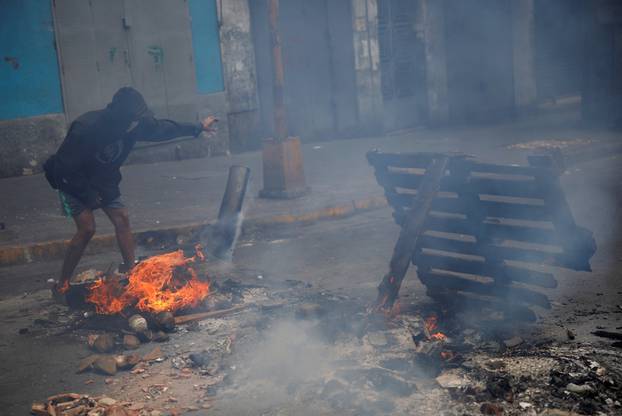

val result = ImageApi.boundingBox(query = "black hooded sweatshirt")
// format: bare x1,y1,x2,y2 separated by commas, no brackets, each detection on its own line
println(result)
44,88,203,206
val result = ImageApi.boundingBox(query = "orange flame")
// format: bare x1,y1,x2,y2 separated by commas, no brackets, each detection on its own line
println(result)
424,315,447,341
86,247,210,315
430,332,448,341
57,280,70,294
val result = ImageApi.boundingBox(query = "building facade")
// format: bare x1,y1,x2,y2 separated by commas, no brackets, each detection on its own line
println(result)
0,0,618,178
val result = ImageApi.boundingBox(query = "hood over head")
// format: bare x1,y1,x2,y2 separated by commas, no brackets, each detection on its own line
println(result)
106,87,153,122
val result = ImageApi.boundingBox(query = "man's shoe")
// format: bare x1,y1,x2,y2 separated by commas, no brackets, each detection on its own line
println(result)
118,260,140,274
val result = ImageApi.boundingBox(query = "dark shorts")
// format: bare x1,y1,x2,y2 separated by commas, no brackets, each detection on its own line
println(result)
59,191,124,217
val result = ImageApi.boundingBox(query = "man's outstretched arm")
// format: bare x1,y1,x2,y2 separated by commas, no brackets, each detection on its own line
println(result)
134,116,218,142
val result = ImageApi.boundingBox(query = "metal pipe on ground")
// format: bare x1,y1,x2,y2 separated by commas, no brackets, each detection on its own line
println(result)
202,165,251,259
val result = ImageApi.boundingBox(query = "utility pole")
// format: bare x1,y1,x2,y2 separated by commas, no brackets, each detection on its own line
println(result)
259,0,309,199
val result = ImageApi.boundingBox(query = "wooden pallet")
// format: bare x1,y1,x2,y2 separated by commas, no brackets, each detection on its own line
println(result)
367,150,596,320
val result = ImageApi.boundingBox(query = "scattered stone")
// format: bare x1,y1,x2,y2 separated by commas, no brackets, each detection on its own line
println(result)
18,328,29,334
565,383,593,395
566,329,576,340
480,402,503,415
189,352,210,368
77,355,100,373
152,331,170,342
143,346,163,362
519,402,533,410
503,336,523,348
128,402,146,411
436,369,471,389
137,329,154,343
30,402,47,415
105,405,134,416
124,354,142,368
128,314,149,333
93,356,118,376
113,355,129,369
98,397,117,406
123,334,141,350
155,312,175,332
91,334,116,353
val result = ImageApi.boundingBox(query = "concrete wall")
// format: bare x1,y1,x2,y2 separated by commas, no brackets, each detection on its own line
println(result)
582,0,622,125
351,0,383,133
512,0,537,114
0,114,66,177
0,0,66,178
421,0,449,124
0,0,248,178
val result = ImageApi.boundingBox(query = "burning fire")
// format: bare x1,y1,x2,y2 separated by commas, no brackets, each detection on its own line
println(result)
424,315,448,341
86,246,210,315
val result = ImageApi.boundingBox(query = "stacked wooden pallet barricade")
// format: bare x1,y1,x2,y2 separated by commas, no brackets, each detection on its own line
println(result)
367,150,596,321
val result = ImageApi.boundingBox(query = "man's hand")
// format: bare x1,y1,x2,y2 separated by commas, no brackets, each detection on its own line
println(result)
201,116,218,134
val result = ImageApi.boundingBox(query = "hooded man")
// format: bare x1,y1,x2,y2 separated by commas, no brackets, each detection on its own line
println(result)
43,87,218,300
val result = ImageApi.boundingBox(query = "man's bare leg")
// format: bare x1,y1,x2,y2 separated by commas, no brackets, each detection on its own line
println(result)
57,209,96,292
103,207,135,269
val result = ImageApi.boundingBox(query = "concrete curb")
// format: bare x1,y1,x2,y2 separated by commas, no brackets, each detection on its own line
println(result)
0,196,389,267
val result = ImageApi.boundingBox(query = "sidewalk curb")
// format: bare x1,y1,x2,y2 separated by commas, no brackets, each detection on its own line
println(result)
0,196,388,267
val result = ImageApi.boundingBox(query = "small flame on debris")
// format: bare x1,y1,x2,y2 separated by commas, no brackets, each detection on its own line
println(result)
58,280,70,294
424,315,448,341
86,245,210,315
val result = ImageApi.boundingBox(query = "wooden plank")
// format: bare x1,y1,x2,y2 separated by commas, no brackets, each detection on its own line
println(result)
418,234,582,270
480,200,550,221
376,156,450,309
468,160,552,177
419,270,551,309
376,171,546,199
367,150,440,169
174,305,249,325
414,250,558,288
368,152,549,177
503,264,558,288
399,211,557,245
468,177,545,199
388,192,551,221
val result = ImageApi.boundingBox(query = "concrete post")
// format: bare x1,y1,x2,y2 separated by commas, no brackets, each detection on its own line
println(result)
268,0,288,141
511,0,538,113
421,0,449,124
218,0,261,151
351,0,383,132
259,0,308,199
